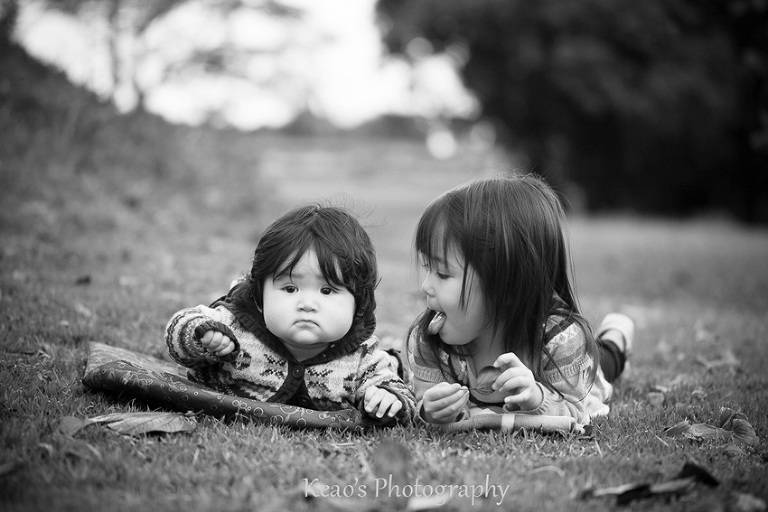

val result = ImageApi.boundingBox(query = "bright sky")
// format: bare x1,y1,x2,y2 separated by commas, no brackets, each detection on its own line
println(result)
15,0,478,130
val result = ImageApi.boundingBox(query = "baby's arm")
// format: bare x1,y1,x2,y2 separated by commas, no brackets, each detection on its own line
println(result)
363,386,402,419
166,305,240,367
355,340,416,424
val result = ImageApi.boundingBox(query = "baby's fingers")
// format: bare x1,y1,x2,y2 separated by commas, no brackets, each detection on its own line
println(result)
213,342,235,357
199,330,215,346
364,387,394,418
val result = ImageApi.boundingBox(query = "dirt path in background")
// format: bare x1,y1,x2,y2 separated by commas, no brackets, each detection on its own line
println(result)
257,135,504,338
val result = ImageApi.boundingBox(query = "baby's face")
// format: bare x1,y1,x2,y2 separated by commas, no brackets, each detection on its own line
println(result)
262,249,355,352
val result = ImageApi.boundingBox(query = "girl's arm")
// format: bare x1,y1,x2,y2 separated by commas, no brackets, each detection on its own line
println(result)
165,305,241,368
408,337,470,423
503,322,594,423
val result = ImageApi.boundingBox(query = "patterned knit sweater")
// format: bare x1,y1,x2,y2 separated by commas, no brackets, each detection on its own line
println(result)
166,304,416,425
409,314,613,424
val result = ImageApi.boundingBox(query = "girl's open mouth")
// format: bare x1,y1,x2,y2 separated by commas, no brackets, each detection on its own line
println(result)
427,311,446,334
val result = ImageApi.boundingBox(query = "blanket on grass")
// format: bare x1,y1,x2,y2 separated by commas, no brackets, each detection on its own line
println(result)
82,342,583,434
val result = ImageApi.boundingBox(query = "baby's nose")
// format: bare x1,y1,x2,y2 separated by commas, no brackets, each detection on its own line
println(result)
298,295,318,311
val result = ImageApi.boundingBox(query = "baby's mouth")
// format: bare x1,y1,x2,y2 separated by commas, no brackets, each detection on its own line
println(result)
427,311,446,334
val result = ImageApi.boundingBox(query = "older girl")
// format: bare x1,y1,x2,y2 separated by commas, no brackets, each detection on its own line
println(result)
409,174,634,424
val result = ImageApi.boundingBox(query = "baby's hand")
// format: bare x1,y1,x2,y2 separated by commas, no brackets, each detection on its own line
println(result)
493,352,543,411
421,382,469,423
200,330,236,357
363,386,403,419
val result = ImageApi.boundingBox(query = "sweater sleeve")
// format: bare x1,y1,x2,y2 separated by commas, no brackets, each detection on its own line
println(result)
354,337,417,425
165,305,241,368
407,332,471,423
504,321,595,423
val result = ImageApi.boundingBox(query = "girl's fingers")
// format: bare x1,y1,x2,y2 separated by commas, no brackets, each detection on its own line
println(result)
426,388,467,410
494,352,523,368
425,382,466,400
497,375,531,394
424,388,468,420
492,367,529,391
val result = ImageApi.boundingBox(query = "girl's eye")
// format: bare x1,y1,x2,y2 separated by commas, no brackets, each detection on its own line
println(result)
436,272,450,280
283,285,298,293
320,286,336,295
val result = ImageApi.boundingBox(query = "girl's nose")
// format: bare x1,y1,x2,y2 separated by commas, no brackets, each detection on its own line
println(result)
420,275,433,296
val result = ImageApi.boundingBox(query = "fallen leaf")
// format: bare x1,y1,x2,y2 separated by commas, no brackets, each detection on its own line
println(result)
474,366,503,394
580,462,717,505
59,415,91,436
730,492,767,512
87,412,197,436
74,302,94,319
62,439,102,462
664,415,757,446
691,388,707,401
75,275,91,285
0,460,22,476
723,443,746,457
717,408,759,446
696,349,739,372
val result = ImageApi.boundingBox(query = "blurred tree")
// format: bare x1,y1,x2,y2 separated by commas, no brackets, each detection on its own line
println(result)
377,0,768,222
36,0,302,113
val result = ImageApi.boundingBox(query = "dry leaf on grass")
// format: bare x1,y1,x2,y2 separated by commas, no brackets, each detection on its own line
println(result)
731,492,767,512
663,407,758,446
58,412,197,437
696,348,739,372
88,412,197,435
579,462,718,505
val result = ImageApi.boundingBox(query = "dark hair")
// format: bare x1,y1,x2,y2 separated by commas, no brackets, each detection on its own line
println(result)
247,204,378,323
410,173,597,395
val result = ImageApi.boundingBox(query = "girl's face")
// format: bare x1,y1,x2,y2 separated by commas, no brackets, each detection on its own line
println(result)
263,249,355,351
419,245,491,346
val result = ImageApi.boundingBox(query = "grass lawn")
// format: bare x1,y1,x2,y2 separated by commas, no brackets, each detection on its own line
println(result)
1,44,767,512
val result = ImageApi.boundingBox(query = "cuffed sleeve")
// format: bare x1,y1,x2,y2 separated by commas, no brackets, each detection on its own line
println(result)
354,337,417,425
165,305,241,368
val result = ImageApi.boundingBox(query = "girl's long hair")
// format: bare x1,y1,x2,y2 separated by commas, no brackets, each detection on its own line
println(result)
410,173,597,395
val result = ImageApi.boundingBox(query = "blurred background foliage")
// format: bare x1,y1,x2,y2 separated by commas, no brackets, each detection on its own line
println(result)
377,0,768,223
1,0,767,223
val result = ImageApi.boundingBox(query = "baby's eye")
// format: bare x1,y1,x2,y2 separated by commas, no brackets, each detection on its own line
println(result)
282,285,298,293
320,286,336,295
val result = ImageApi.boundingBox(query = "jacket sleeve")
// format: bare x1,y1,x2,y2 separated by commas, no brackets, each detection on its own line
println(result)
504,321,594,423
354,337,417,425
165,305,241,368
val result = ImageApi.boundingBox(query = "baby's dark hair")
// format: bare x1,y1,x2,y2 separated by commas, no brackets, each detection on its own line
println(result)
249,204,378,322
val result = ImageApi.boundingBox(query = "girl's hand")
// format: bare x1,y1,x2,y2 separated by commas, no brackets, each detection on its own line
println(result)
421,382,469,423
200,330,236,357
493,353,544,411
364,387,403,419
